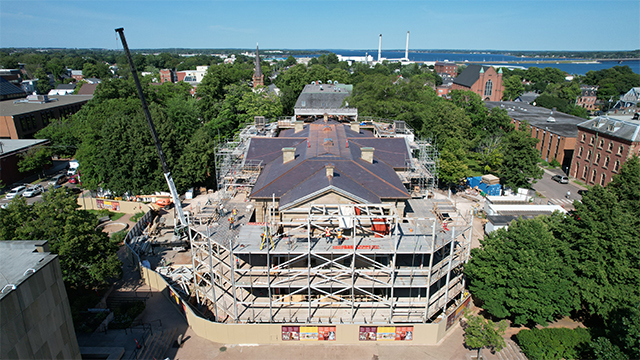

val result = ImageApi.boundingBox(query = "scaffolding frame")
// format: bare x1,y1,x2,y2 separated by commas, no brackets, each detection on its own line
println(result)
187,200,471,325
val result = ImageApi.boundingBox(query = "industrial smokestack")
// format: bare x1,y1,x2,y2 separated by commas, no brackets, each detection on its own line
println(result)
378,34,382,62
405,31,410,60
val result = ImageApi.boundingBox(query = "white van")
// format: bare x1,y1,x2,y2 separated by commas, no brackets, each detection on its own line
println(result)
67,160,79,176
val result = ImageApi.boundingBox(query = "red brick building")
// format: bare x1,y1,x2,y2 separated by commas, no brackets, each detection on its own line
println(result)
576,85,598,111
572,116,640,187
159,69,176,84
452,65,503,101
434,61,457,77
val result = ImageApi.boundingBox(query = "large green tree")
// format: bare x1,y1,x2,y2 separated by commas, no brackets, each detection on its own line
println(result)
499,121,543,189
463,312,508,360
0,188,121,288
465,214,579,325
17,145,52,178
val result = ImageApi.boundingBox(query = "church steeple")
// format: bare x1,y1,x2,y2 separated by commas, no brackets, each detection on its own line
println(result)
253,43,264,88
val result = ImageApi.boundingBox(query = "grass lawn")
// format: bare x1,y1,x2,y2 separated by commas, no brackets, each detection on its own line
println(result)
86,209,126,221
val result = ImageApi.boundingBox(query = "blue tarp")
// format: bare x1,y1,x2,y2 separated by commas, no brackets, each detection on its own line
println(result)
467,176,501,196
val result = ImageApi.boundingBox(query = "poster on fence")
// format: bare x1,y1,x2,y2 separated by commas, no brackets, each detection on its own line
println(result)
168,287,186,316
282,326,300,341
359,326,413,341
283,326,335,341
96,199,120,211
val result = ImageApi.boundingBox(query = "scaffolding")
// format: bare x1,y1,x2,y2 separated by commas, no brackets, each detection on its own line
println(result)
186,198,471,325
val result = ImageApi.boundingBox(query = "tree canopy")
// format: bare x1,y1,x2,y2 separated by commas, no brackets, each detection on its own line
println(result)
0,188,121,288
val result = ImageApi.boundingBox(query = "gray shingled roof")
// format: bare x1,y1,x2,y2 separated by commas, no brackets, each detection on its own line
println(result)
452,64,491,88
248,120,410,208
577,116,640,143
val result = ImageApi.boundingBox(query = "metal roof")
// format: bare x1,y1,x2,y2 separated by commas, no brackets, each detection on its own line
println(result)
0,139,49,158
577,116,640,143
248,120,410,205
0,241,56,300
0,95,93,117
294,84,351,109
486,101,586,138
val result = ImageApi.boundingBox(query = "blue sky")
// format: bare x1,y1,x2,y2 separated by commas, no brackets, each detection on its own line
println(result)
1,0,638,51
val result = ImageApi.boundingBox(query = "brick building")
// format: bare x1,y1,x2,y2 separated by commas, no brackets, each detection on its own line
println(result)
434,61,457,77
252,44,264,88
572,116,640,187
486,101,586,172
159,69,176,84
452,65,503,101
0,95,92,139
576,85,598,110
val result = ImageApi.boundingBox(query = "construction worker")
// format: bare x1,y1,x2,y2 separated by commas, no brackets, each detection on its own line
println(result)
228,216,234,230
219,203,225,217
325,227,332,243
336,229,343,244
232,207,238,222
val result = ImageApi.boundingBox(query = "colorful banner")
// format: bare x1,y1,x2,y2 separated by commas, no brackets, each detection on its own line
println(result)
96,199,120,211
282,326,335,341
446,296,472,330
168,287,186,316
282,326,300,341
359,326,413,341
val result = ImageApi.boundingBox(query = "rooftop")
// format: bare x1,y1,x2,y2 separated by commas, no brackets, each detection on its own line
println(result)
0,139,49,157
486,101,587,138
0,241,56,299
0,94,93,117
453,64,493,88
577,116,640,142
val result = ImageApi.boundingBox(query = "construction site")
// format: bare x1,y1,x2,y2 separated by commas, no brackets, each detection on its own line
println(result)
135,116,473,328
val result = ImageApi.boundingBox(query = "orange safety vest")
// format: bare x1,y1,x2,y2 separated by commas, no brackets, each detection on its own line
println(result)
325,229,330,237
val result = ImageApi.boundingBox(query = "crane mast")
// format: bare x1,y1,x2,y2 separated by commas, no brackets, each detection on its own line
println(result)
115,28,188,229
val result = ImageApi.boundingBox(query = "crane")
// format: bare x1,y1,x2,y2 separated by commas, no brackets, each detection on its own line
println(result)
115,28,188,230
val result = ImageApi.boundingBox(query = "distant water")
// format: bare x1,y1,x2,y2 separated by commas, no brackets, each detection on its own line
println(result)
291,50,640,75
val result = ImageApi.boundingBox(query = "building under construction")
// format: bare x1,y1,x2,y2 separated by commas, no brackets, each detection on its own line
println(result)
185,117,471,326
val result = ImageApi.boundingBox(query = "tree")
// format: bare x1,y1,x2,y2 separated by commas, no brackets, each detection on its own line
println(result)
0,188,121,288
502,75,524,101
499,121,543,189
516,327,591,360
465,215,579,325
17,145,51,178
463,312,508,359
33,67,52,94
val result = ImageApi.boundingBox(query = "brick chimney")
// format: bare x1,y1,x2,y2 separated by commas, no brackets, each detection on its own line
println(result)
295,121,304,133
326,164,334,179
361,147,374,163
282,147,295,163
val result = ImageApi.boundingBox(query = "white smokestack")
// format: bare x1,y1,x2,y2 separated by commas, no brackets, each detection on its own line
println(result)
405,31,410,60
378,34,382,62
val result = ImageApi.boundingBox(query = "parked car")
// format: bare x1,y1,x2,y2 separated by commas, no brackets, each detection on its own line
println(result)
551,175,569,184
48,174,67,186
22,185,44,198
6,185,27,200
68,174,80,184
577,189,588,196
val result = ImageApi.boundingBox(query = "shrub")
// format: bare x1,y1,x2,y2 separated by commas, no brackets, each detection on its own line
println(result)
516,327,591,360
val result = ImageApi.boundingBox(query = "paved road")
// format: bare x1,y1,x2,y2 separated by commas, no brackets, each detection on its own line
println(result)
532,167,585,207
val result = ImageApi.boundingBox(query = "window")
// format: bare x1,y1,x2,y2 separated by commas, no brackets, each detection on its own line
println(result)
591,169,597,183
604,156,610,168
614,160,620,172
595,153,600,164
581,133,586,142
578,147,583,158
586,150,592,160
600,173,606,186
598,139,604,148
574,162,580,177
607,142,613,152
590,136,595,145
484,80,493,97
582,165,588,179
618,145,624,155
